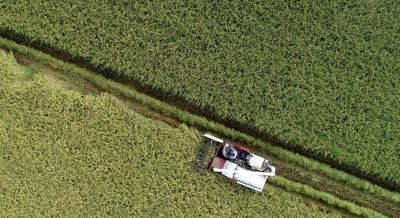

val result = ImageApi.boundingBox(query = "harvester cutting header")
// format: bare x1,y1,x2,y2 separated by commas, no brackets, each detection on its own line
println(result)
201,134,276,192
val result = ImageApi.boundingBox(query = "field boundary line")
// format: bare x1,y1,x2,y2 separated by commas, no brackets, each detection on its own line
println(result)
273,176,386,218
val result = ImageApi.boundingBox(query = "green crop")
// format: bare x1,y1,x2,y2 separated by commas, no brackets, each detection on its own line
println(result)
0,41,391,217
0,51,342,217
0,0,400,185
2,36,398,209
0,0,398,187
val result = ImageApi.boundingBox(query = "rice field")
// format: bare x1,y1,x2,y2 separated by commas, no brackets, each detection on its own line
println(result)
0,51,340,217
0,0,398,186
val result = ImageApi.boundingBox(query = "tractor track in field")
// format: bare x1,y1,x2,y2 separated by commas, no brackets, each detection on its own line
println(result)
8,50,400,217
0,29,398,194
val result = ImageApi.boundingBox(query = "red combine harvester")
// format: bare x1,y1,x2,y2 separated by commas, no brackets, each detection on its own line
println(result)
203,134,276,192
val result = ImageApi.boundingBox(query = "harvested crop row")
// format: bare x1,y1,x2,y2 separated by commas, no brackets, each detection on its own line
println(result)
0,0,398,187
0,51,341,217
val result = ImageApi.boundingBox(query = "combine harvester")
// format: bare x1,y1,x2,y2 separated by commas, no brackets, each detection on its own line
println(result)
202,134,276,192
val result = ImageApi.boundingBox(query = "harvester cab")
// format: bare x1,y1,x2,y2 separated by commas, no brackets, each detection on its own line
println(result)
200,133,276,192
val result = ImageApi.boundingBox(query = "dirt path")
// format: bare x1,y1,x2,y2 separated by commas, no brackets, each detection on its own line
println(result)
9,50,400,217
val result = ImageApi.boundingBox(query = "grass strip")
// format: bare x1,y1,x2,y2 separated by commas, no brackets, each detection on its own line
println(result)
272,176,387,218
0,37,398,213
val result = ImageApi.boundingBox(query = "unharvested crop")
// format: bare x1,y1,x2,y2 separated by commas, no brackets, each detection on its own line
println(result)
2,37,398,214
0,0,399,188
0,52,341,217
